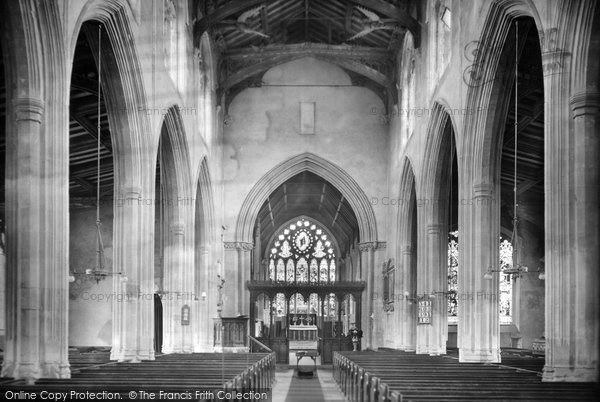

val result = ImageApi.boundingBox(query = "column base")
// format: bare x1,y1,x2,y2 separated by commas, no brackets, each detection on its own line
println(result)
1,361,40,382
110,349,155,362
41,362,71,379
459,348,500,363
543,365,599,382
429,345,447,356
193,343,213,353
416,344,429,354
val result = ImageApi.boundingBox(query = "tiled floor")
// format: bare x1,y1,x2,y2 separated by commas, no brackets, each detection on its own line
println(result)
270,367,346,402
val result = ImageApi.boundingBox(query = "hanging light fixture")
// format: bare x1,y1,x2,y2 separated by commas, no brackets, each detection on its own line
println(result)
484,21,539,282
83,25,125,284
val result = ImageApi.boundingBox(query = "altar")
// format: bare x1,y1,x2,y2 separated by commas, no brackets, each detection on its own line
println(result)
288,313,318,341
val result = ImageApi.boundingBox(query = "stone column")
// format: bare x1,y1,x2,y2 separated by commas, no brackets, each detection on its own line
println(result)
2,98,71,381
111,187,155,362
426,224,447,355
223,242,253,317
358,242,375,349
540,48,582,381
397,243,416,350
358,241,386,349
458,183,500,363
0,230,5,348
570,90,599,381
543,80,599,382
162,223,193,353
193,246,211,352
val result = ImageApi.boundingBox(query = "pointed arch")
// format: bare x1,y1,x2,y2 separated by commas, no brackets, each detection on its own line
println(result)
396,157,418,250
421,102,459,221
462,0,543,184
236,153,377,244
70,1,152,190
158,105,193,222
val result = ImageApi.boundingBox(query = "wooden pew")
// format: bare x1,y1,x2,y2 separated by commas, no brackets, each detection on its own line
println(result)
333,350,598,402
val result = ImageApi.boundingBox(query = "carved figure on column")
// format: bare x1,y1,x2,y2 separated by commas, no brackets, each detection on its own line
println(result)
216,274,225,317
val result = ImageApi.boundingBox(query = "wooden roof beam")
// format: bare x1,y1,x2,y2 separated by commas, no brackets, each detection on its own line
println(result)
349,0,420,46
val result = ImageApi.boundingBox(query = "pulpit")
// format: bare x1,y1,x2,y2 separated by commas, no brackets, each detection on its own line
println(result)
214,317,248,352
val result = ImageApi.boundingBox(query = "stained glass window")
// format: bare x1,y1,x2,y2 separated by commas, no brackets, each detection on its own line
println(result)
269,218,336,284
329,260,336,282
319,259,329,282
269,218,337,316
309,259,318,282
274,293,286,316
269,259,275,280
286,259,295,282
296,258,308,282
447,231,459,322
447,232,513,324
276,259,285,281
326,293,338,318
499,239,513,324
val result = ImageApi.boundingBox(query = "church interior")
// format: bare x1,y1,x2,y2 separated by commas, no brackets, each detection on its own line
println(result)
0,0,598,400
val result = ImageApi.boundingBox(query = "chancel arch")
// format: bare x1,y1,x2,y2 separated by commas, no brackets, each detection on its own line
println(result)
236,153,377,245
245,169,369,363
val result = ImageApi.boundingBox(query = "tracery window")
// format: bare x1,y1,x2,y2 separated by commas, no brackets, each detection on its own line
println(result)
268,218,337,317
268,218,336,284
447,232,513,323
383,258,395,312
499,239,513,324
447,231,459,323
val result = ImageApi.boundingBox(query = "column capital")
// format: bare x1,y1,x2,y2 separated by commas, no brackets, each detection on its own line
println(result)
358,241,386,252
426,224,443,234
570,90,600,118
541,50,570,77
13,97,44,123
223,241,253,251
121,186,142,200
170,223,185,236
473,182,493,199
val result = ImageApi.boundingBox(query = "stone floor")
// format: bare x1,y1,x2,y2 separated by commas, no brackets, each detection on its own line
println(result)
270,367,346,402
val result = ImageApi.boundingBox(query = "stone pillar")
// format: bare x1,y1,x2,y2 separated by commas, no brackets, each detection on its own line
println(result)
570,90,599,381
2,98,71,380
458,183,500,363
358,241,385,349
111,188,155,362
426,224,447,355
162,223,193,353
543,79,599,382
397,243,416,350
0,230,5,348
238,242,253,316
358,242,375,349
193,246,211,351
223,242,253,317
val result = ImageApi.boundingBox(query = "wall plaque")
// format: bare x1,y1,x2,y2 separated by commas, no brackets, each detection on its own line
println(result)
418,300,432,324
